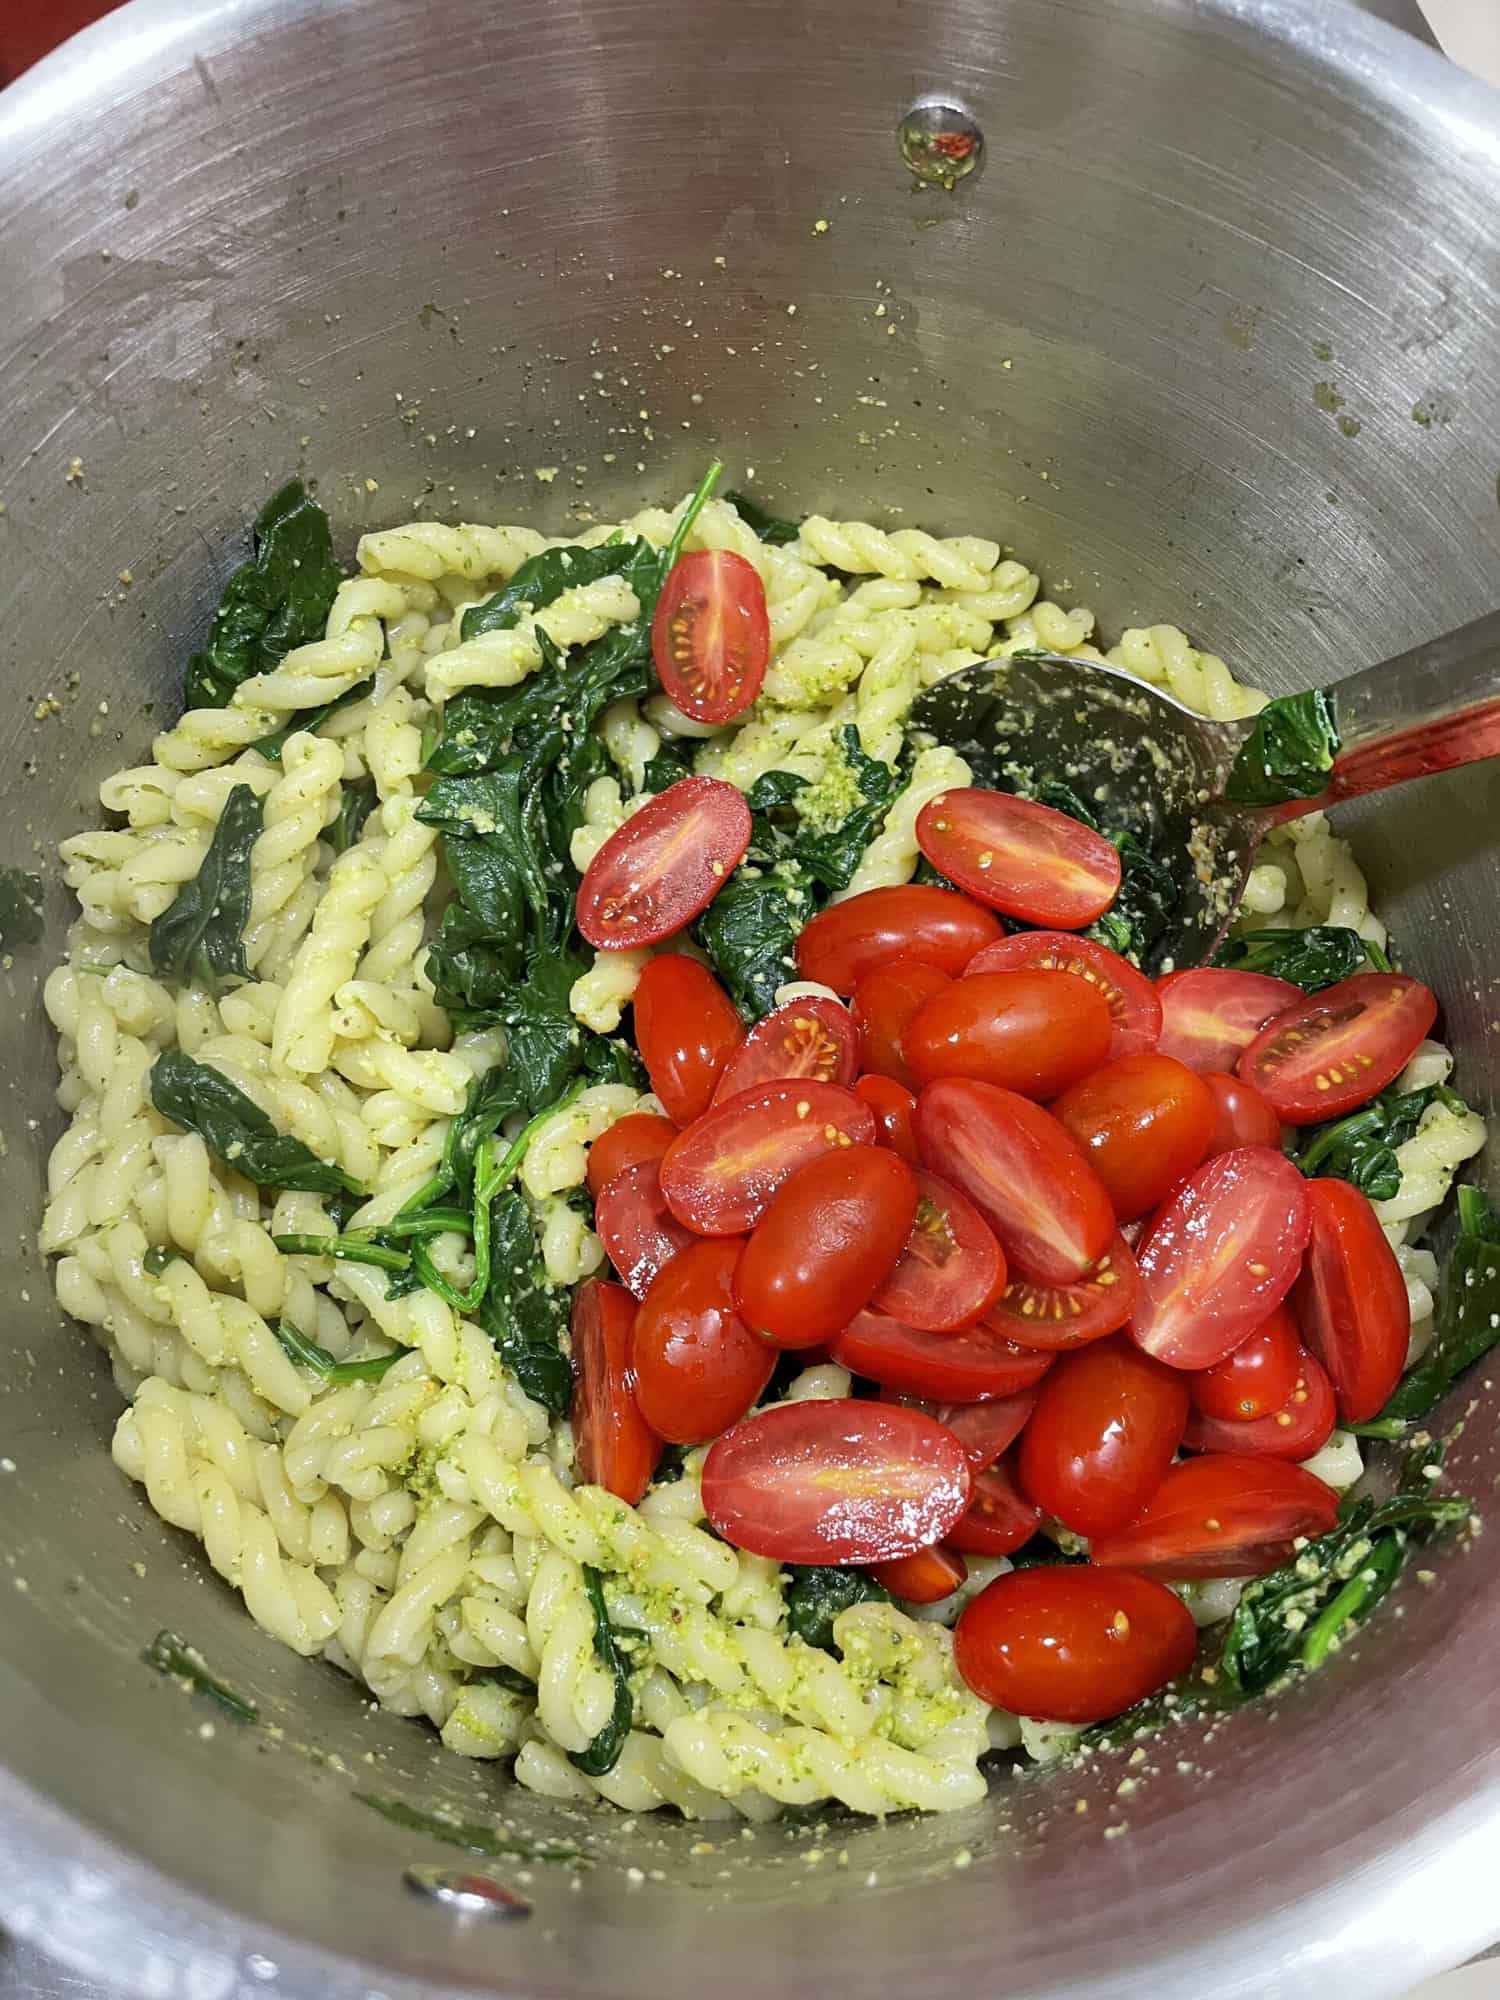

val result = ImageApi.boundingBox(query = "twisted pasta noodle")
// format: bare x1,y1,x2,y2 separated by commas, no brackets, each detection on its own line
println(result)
520,1083,651,1198
997,598,1100,659
1373,1099,1487,1232
272,846,387,1074
1105,622,1265,721
441,1682,534,1759
153,1256,313,1416
243,734,345,973
516,1728,738,1817
1298,1429,1365,1493
938,559,1041,627
1276,814,1386,946
536,1194,606,1286
797,516,1000,593
661,1711,987,1815
357,521,548,583
694,706,828,789
599,698,662,793
187,1035,377,1186
528,1548,619,1754
423,574,640,701
854,619,920,765
838,744,973,900
60,822,212,927
643,693,725,741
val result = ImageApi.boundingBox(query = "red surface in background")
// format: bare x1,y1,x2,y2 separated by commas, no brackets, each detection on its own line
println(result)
0,0,126,83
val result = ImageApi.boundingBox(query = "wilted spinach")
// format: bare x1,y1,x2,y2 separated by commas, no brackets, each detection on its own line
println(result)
1378,1185,1500,1422
149,1049,365,1197
567,1567,634,1776
1213,925,1367,991
148,784,261,991
144,1630,259,1723
184,480,341,710
785,1566,891,1651
478,1188,575,1417
726,489,803,546
1223,689,1341,809
328,776,379,855
694,862,815,1019
1023,778,1178,965
1292,1082,1467,1203
459,539,641,645
271,1318,406,1384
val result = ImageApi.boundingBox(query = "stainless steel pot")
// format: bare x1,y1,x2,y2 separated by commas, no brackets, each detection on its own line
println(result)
3,1,1500,1995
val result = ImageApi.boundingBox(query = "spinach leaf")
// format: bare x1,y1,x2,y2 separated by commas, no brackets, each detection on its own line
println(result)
147,784,261,992
354,1792,587,1866
460,540,640,644
149,1049,365,1197
1223,689,1341,809
726,489,803,547
142,1246,181,1276
1292,1083,1465,1202
185,480,341,710
1213,925,1367,991
784,1566,891,1651
271,1233,411,1273
1379,1186,1500,1421
144,1630,258,1723
482,1664,539,1696
1087,828,1179,966
641,743,693,794
694,861,814,1019
479,1188,574,1416
790,728,904,894
328,777,379,855
567,1567,633,1776
271,1318,405,1384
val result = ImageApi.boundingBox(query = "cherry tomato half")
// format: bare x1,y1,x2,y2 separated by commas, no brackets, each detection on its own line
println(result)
596,1160,697,1301
735,1145,918,1347
1017,1335,1189,1539
1052,1052,1215,1221
578,776,751,950
855,1073,919,1164
938,1389,1041,1472
701,1399,972,1563
965,931,1163,1061
946,1457,1042,1556
1238,972,1439,1125
832,1310,1054,1401
659,1079,876,1235
903,969,1113,1100
915,787,1122,927
872,1167,1007,1332
1293,1178,1410,1422
852,959,951,1090
652,548,770,724
795,885,1002,994
631,1239,773,1443
1182,1346,1336,1461
570,1279,660,1504
1091,1452,1340,1578
914,1078,1116,1285
1129,1147,1311,1370
1201,1070,1283,1157
983,1234,1140,1352
586,1111,678,1198
954,1567,1197,1723
634,955,745,1125
869,1545,968,1604
1155,967,1302,1073
1190,1303,1302,1422
713,995,858,1103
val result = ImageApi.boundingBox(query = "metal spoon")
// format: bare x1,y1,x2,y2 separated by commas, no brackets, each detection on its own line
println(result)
909,610,1500,974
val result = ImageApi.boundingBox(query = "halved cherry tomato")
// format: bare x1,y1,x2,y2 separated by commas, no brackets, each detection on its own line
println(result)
735,1145,918,1347
633,956,745,1124
1052,1052,1215,1221
659,1079,876,1235
1293,1178,1410,1421
1090,1453,1340,1577
832,1310,1054,1401
914,1078,1115,1284
869,1545,968,1603
570,1279,660,1504
795,885,1002,993
596,1160,697,1300
902,969,1112,1099
1017,1336,1190,1538
915,787,1122,927
955,1565,1196,1722
872,1168,1007,1332
852,959,951,1089
631,1239,773,1443
1201,1071,1282,1156
855,1073,919,1163
713,995,858,1102
1182,1347,1336,1460
983,1234,1139,1351
652,548,770,724
701,1399,972,1563
1190,1303,1302,1422
586,1111,679,1198
1238,972,1439,1125
938,1389,1040,1471
1129,1147,1311,1369
577,776,752,950
965,931,1162,1061
1155,967,1301,1073
946,1457,1042,1556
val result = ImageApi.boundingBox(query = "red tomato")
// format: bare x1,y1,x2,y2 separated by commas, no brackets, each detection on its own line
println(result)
570,1279,660,1504
1293,1178,1410,1422
585,1111,678,1198
1155,968,1301,1073
1051,1052,1215,1221
965,931,1162,1061
852,959,951,1089
735,1145,919,1347
915,787,1122,927
872,1168,1007,1332
1017,1336,1190,1538
652,549,770,724
1091,1453,1340,1577
659,1079,876,1235
795,885,1002,994
577,776,752,950
713,995,858,1102
832,1310,1054,1401
633,956,745,1124
1238,972,1439,1125
983,1235,1140,1351
1129,1147,1311,1369
631,1239,773,1443
596,1160,697,1301
955,1566,1197,1723
1190,1304,1302,1422
701,1399,972,1563
947,1457,1043,1556
854,1073,919,1164
914,1078,1115,1285
1201,1071,1282,1156
1182,1347,1336,1460
938,1389,1040,1471
902,969,1113,1100
869,1546,968,1603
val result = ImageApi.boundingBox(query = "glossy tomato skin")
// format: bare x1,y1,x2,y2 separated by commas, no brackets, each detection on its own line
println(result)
902,969,1112,1099
955,1567,1197,1723
795,885,1002,994
938,1389,1040,1471
1239,972,1439,1125
578,776,752,950
659,1079,876,1235
915,787,1122,927
869,1545,968,1603
652,549,770,723
596,1160,696,1300
1155,968,1301,1073
586,1112,679,1198
983,1235,1139,1351
852,959,952,1089
713,994,858,1102
1190,1303,1302,1422
1201,1071,1283,1156
1293,1178,1410,1422
633,956,745,1124
832,1310,1055,1401
914,1078,1115,1285
570,1279,660,1504
631,1239,773,1443
735,1145,918,1347
1129,1147,1311,1369
872,1167,1007,1332
855,1073,919,1164
1182,1347,1336,1460
1052,1052,1216,1221
701,1399,972,1563
1090,1453,1340,1578
1017,1336,1190,1538
947,1458,1043,1556
965,931,1162,1061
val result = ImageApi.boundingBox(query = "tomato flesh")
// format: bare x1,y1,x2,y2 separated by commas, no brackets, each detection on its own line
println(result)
596,1160,698,1301
659,1079,876,1235
832,1310,1054,1401
982,1234,1139,1352
854,1073,919,1164
586,1111,678,1198
915,787,1122,927
1293,1178,1410,1422
946,1457,1042,1556
872,1167,1007,1332
713,994,858,1103
1052,1051,1215,1221
652,548,770,724
1090,1452,1340,1578
578,776,751,949
795,885,1002,994
570,1279,660,1504
1189,1303,1303,1422
902,969,1112,1099
965,931,1163,1061
1017,1335,1190,1538
938,1389,1041,1471
1155,967,1301,1073
634,955,745,1124
852,959,951,1090
869,1545,968,1604
1182,1346,1336,1460
1201,1071,1283,1156
1238,972,1439,1125
631,1239,773,1443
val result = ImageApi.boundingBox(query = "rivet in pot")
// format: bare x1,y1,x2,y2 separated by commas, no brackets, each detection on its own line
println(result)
403,1864,533,1919
897,98,984,186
